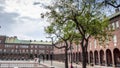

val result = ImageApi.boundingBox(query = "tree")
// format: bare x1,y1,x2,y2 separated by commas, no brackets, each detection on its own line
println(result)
45,20,77,68
42,0,112,68
104,0,120,8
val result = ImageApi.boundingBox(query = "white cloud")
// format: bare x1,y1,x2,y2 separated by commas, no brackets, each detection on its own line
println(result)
0,0,52,41
4,0,51,18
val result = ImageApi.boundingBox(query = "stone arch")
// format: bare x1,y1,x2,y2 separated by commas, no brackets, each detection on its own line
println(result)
94,50,99,65
100,50,105,66
113,48,120,67
106,49,112,66
73,53,75,62
90,51,93,64
86,52,88,63
46,54,49,60
79,52,82,62
76,52,79,63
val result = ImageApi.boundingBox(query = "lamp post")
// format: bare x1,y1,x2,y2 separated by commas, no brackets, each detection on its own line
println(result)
46,37,54,66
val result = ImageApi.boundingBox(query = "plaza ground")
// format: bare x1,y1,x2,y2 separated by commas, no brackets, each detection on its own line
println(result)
40,60,118,68
0,60,119,68
0,60,48,68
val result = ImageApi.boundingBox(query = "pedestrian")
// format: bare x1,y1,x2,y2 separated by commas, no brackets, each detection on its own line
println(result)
70,64,73,68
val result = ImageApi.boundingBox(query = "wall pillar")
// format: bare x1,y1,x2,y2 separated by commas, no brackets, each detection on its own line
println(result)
104,50,107,66
93,52,95,65
112,50,115,67
98,51,101,65
88,51,90,66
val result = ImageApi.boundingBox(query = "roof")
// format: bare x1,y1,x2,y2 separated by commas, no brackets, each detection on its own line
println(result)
108,11,120,20
5,36,52,45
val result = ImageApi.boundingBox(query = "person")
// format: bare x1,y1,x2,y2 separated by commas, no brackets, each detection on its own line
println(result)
70,64,73,68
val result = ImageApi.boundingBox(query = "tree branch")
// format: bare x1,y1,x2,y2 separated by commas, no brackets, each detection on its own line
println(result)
104,0,120,8
54,43,66,49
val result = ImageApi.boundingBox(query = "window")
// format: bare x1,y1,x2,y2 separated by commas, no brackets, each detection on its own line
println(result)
20,45,28,48
35,50,37,53
16,46,18,48
112,23,115,30
22,49,25,53
15,50,18,52
116,21,119,28
11,49,14,52
113,35,117,43
31,45,33,48
90,43,91,50
30,50,33,53
94,40,97,48
106,35,109,44
4,49,6,52
35,46,37,48
108,24,112,30
0,49,2,52
113,35,117,46
5,45,14,48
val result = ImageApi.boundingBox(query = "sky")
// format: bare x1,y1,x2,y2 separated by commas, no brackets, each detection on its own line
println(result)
0,0,118,41
0,0,52,41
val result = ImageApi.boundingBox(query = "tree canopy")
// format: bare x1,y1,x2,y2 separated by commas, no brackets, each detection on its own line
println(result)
42,0,113,68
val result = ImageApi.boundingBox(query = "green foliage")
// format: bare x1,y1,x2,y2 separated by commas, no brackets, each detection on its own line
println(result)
43,0,112,46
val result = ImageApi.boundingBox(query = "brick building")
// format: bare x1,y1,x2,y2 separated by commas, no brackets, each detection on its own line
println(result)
0,35,53,60
53,11,120,67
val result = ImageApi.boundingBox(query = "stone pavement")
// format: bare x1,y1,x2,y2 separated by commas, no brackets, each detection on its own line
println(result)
0,60,49,68
0,60,117,68
40,60,116,68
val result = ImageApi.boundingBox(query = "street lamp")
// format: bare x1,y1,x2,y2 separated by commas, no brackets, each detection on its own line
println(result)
46,37,54,66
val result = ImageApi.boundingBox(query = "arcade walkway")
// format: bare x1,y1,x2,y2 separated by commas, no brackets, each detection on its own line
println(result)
41,60,119,68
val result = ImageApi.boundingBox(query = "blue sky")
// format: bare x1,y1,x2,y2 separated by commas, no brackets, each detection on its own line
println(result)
0,0,52,41
0,0,117,41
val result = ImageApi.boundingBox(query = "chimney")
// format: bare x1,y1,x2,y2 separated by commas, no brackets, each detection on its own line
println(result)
115,8,119,13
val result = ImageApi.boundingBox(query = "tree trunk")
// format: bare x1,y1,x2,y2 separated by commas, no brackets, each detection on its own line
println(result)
65,47,68,68
82,46,87,68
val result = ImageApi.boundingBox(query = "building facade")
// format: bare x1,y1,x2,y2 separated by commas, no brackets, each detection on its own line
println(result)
53,11,120,67
0,36,53,60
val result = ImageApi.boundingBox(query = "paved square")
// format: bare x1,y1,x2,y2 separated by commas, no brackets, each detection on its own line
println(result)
0,60,48,68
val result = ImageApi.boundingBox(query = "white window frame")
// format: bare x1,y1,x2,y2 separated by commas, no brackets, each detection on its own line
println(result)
116,21,119,28
112,23,115,30
113,35,117,46
94,40,97,48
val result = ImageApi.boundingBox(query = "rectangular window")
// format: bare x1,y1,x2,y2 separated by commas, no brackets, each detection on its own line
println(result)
90,43,91,50
112,23,115,30
31,45,33,48
116,21,119,28
113,35,117,43
0,49,2,52
16,46,18,48
30,50,33,53
35,50,37,53
94,40,97,48
4,49,6,52
108,24,111,30
113,35,117,46
35,46,37,48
